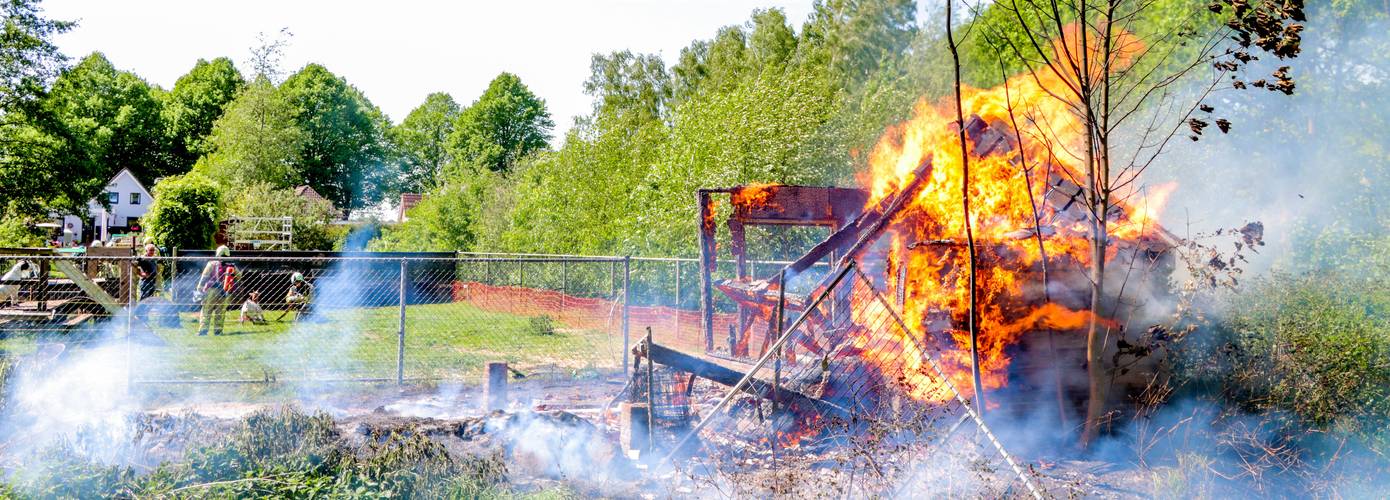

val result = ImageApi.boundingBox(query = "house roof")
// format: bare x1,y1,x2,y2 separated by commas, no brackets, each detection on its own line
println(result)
87,168,152,205
295,185,328,203
398,193,424,222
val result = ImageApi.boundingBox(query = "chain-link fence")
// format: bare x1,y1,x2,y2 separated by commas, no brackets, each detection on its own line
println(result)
0,251,828,387
0,252,643,386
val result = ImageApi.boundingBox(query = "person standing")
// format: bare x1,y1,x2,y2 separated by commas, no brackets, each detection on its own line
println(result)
136,243,160,300
196,246,234,336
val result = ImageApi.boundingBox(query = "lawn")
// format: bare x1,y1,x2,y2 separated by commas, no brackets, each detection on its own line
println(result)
2,301,624,383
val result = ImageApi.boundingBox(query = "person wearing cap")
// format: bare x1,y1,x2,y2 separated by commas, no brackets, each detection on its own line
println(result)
196,245,234,335
279,272,313,321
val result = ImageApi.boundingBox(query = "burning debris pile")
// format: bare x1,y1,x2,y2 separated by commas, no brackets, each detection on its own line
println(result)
657,52,1187,493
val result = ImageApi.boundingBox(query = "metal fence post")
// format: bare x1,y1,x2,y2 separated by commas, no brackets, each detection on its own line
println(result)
126,256,135,392
397,258,407,384
622,256,631,376
673,260,681,335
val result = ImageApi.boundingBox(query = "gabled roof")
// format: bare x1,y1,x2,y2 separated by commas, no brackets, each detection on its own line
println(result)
295,185,328,203
88,168,152,205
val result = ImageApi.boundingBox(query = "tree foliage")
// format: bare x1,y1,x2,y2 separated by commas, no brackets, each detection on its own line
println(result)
390,91,459,194
143,172,223,250
162,57,244,166
279,63,390,209
450,72,553,174
193,78,304,188
45,52,175,182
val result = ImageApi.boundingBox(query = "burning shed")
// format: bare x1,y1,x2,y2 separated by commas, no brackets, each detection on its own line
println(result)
690,118,1179,434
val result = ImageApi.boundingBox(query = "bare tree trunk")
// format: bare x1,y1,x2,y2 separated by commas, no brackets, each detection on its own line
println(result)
946,0,987,414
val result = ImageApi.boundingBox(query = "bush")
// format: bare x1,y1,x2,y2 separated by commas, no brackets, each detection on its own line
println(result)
1181,271,1390,433
527,315,558,336
0,218,43,248
143,173,224,250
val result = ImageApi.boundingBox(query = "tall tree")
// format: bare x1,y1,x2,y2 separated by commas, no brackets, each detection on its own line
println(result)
162,57,245,167
45,52,175,182
279,63,389,209
801,0,918,83
0,0,99,218
193,78,303,187
389,92,459,193
450,72,553,174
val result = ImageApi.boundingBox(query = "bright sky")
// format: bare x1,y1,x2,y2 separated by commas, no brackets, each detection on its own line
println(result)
44,0,817,142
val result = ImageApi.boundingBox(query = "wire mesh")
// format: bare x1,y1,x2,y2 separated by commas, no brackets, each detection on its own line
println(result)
0,253,632,385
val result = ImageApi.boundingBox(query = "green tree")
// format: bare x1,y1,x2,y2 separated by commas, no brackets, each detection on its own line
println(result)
45,52,175,182
371,178,489,252
389,92,459,193
0,0,103,220
279,63,390,210
161,57,245,167
143,172,223,250
450,72,553,174
193,78,304,187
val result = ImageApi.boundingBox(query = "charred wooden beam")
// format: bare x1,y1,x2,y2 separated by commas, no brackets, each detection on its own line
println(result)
640,339,850,420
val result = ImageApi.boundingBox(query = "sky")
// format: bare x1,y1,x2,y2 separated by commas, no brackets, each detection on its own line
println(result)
44,0,817,142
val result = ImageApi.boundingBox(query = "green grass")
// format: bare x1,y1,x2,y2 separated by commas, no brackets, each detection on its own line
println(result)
1,302,622,383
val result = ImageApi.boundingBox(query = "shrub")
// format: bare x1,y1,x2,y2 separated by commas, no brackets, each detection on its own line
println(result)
1181,271,1390,433
143,173,224,250
527,315,557,336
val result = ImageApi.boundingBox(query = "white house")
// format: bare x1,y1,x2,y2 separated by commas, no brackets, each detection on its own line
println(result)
76,168,153,244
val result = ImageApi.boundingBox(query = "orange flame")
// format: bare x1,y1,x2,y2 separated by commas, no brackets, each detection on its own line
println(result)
851,27,1169,403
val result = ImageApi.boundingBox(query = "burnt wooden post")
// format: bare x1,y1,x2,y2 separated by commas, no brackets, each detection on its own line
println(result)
697,190,716,352
644,327,656,453
485,361,508,410
729,219,748,356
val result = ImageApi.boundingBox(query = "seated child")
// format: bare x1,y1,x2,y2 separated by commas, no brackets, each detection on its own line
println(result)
239,291,268,325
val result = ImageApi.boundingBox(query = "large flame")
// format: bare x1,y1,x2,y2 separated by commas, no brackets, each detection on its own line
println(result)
853,29,1169,403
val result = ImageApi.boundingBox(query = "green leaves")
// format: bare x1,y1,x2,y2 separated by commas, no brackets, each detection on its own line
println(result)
194,79,304,188
449,72,553,174
143,172,223,250
280,64,391,210
390,92,459,194
161,57,245,166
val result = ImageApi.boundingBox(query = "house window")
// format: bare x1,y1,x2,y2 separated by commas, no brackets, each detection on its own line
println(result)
129,192,141,205
106,192,118,204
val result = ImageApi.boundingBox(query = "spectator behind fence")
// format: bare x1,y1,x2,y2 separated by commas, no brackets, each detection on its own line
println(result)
240,291,267,325
136,243,160,300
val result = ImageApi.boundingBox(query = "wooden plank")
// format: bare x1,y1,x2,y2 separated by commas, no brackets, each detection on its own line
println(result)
50,260,122,315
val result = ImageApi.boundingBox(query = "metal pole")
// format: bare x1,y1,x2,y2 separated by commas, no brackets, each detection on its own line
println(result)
622,256,631,376
125,256,134,392
519,259,525,287
561,260,567,309
673,260,681,335
609,261,616,297
397,258,407,384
